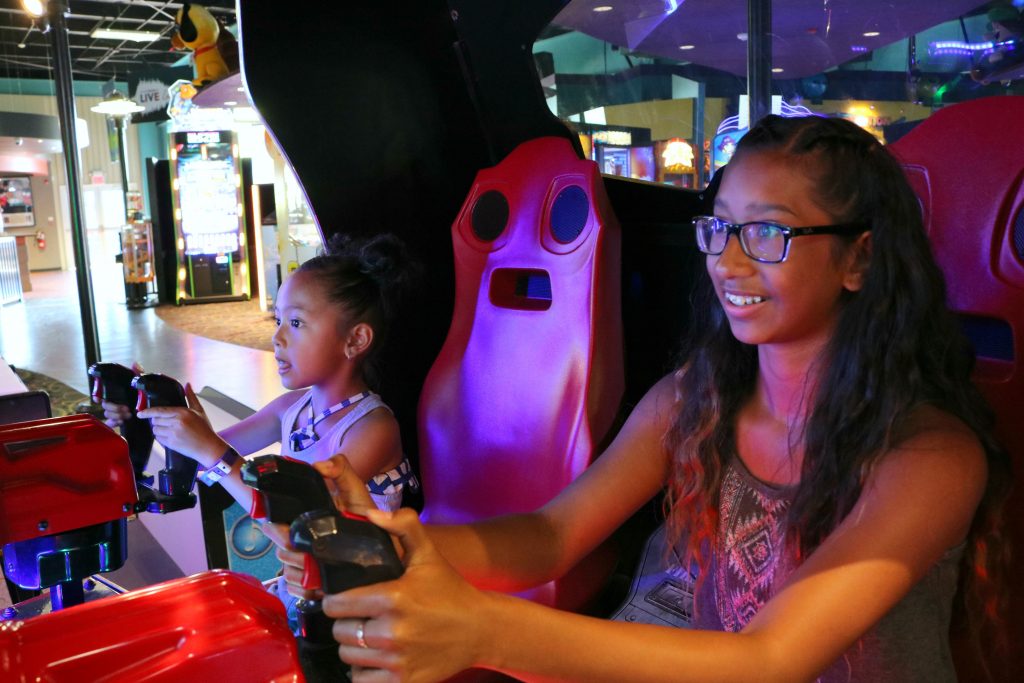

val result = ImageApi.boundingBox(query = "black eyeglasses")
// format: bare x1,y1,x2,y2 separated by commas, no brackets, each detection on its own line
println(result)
692,216,870,264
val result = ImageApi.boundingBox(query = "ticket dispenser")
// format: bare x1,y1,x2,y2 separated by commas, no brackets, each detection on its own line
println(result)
418,136,624,610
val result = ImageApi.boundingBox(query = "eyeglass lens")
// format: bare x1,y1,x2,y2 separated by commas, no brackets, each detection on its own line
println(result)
696,219,786,263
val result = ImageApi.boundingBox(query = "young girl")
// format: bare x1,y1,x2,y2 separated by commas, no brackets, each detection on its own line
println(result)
279,115,1007,682
107,232,419,519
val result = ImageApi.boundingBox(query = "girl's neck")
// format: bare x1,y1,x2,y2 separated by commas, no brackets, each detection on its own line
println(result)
309,372,370,413
755,336,830,425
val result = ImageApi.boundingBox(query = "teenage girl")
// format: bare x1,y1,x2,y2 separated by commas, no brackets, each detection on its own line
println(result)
104,233,419,517
279,115,1008,682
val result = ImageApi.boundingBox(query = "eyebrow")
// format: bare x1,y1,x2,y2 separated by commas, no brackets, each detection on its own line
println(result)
713,197,799,217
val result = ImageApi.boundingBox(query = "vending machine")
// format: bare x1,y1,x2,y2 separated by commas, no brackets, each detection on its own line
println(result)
169,130,250,304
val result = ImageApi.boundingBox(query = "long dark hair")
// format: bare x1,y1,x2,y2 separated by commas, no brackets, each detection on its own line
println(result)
297,232,419,386
664,114,1008,648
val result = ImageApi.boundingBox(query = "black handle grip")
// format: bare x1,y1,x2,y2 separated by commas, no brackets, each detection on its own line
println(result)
241,455,334,524
290,509,404,594
88,362,154,484
131,373,198,498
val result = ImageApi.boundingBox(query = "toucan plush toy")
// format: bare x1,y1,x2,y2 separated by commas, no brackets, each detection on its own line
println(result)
171,2,239,87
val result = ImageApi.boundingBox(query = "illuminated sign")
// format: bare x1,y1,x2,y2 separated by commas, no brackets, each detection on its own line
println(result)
186,131,221,145
661,138,695,172
591,130,632,146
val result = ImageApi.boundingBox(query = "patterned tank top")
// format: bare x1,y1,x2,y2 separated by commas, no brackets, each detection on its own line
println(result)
689,456,963,682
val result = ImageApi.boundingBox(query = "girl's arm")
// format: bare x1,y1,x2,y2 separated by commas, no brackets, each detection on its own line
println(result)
138,388,305,513
277,375,676,597
332,407,404,482
326,407,986,683
421,373,676,591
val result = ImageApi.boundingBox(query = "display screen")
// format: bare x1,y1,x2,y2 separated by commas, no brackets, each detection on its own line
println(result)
173,131,242,255
0,177,34,228
629,147,656,181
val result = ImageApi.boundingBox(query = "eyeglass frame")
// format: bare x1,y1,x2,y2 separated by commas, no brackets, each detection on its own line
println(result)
692,215,871,264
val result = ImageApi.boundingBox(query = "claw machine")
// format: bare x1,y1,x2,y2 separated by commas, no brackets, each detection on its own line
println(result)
169,130,250,304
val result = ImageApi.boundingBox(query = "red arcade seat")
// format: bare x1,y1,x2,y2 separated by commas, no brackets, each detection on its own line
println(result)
890,95,1024,681
418,136,624,610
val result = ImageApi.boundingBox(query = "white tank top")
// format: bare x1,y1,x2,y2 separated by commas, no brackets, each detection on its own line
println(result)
279,390,415,511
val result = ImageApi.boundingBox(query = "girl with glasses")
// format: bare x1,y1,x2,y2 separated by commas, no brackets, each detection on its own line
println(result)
279,115,1007,682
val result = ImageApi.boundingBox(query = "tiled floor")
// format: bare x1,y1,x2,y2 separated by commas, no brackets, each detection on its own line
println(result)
0,228,285,409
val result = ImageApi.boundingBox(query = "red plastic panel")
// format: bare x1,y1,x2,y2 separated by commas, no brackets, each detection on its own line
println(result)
0,570,302,682
418,136,623,607
891,96,1024,681
0,415,137,545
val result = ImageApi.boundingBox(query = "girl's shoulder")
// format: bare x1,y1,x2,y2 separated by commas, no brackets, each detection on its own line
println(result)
265,388,310,419
876,404,987,496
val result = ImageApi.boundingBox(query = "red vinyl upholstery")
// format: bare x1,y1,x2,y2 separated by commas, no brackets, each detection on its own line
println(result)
891,95,1024,680
418,136,624,609
0,571,301,682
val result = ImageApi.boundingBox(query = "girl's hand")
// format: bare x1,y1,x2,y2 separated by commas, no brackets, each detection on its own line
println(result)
137,383,222,467
100,400,132,429
323,508,488,682
100,361,144,428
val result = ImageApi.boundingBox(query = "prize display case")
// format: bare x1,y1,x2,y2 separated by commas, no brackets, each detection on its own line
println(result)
168,130,250,304
120,220,158,309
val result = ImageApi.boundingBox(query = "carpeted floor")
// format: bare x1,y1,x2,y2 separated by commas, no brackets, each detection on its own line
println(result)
12,367,95,418
153,299,276,352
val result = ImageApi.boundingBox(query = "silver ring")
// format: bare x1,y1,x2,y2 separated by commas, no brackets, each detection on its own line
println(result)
355,619,369,649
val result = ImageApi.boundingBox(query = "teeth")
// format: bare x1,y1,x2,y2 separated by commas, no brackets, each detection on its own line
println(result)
725,293,765,306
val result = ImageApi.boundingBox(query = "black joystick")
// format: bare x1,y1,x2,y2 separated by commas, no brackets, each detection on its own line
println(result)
241,455,373,683
88,362,155,486
131,373,198,513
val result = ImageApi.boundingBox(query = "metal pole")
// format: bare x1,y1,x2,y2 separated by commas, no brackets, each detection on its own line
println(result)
693,81,706,187
746,0,772,126
46,0,101,371
114,115,130,220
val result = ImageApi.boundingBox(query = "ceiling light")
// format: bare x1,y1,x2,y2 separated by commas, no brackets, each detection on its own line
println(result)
593,5,613,12
20,0,45,18
90,28,162,42
224,101,238,107
772,67,784,73
90,90,145,117
863,31,880,37
678,44,695,50
737,32,748,41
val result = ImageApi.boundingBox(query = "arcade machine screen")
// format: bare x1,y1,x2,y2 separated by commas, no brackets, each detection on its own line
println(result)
597,145,630,177
169,130,250,304
629,146,656,181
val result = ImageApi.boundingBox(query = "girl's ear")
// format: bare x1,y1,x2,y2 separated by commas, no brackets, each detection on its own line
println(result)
345,322,374,359
842,231,872,292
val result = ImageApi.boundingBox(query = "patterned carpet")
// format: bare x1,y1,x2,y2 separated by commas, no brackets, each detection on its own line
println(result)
153,299,276,352
12,367,95,418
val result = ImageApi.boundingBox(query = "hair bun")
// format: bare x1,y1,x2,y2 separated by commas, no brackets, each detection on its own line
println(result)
322,232,418,293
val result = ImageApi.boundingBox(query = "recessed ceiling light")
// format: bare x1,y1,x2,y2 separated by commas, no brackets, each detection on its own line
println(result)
678,44,695,50
20,0,45,18
863,31,880,37
771,67,784,73
224,101,238,107
90,27,161,42
593,5,613,12
737,32,748,41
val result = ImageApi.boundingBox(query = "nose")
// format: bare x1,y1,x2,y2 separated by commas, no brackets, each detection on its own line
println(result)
711,232,754,276
271,323,285,348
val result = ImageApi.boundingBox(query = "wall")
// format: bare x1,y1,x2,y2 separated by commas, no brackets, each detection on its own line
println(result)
0,87,144,271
